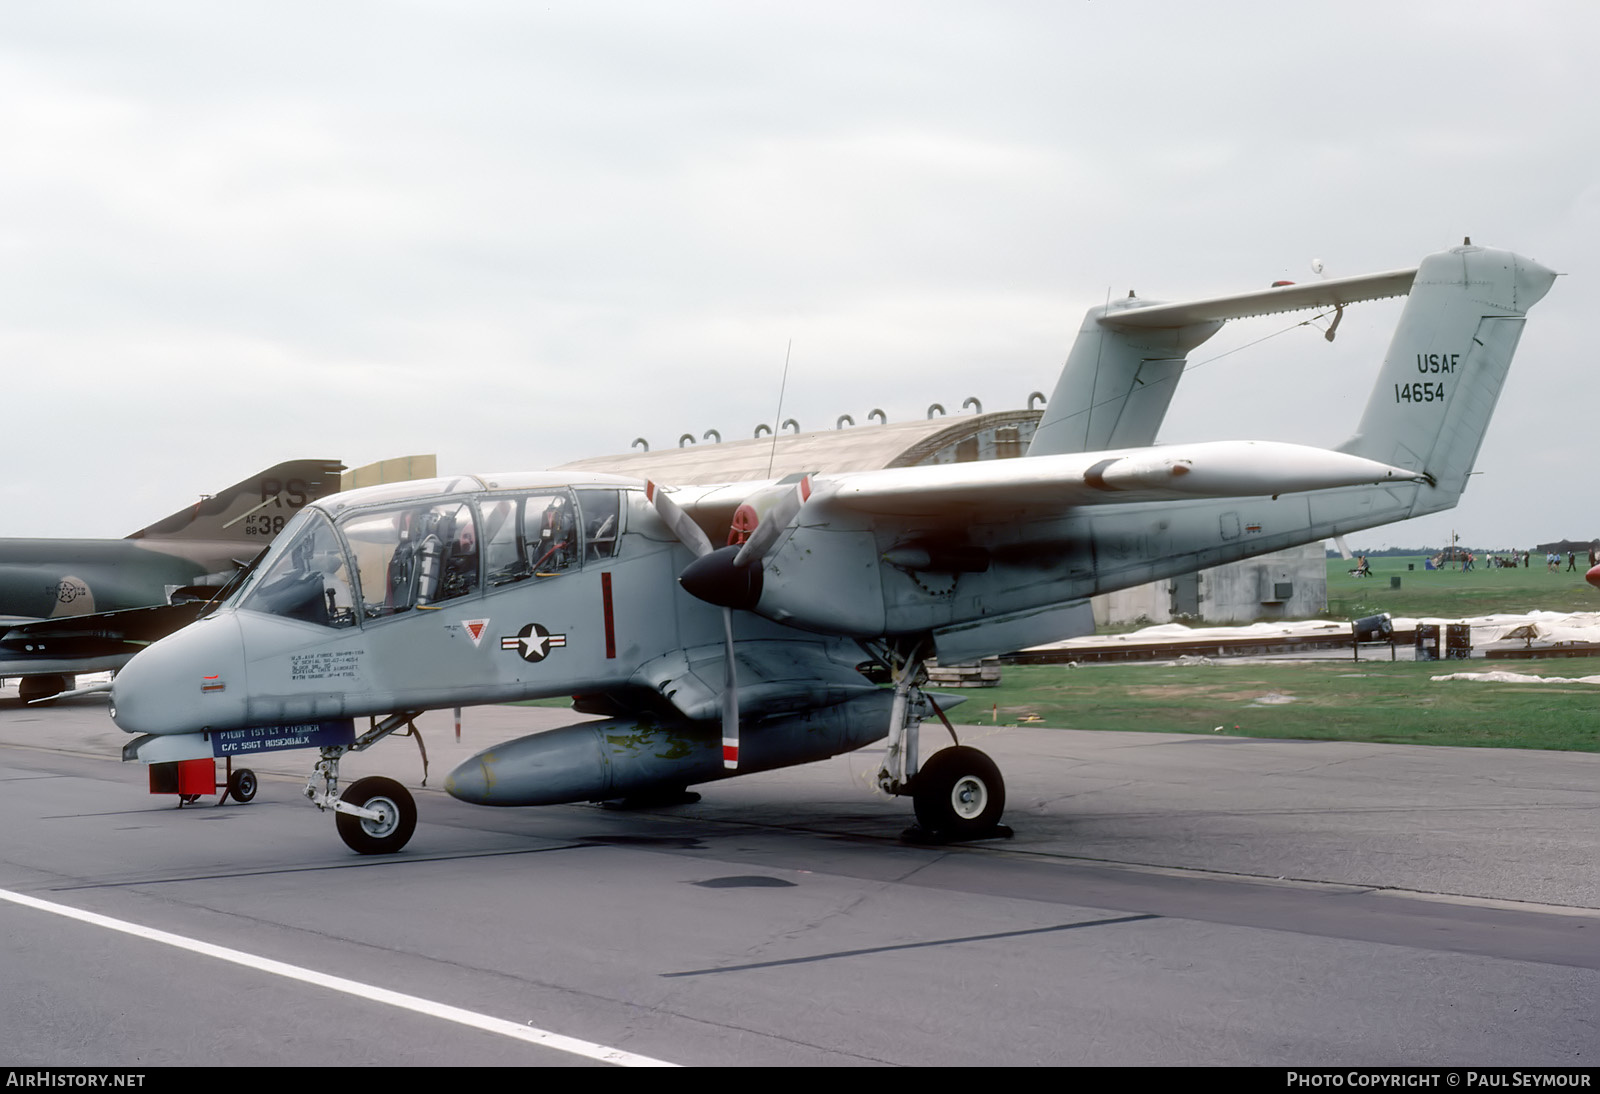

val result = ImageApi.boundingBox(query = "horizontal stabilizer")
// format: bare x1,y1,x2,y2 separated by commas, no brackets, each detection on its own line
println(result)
1027,263,1418,459
1102,267,1417,329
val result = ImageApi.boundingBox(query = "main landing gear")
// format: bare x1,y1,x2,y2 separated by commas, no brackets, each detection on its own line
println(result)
17,675,71,706
873,642,1011,843
305,712,426,855
911,745,1006,840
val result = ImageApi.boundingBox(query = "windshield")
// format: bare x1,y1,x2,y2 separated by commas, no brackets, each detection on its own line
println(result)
238,509,357,628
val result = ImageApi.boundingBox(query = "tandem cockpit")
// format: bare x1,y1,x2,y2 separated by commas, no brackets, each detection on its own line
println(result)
106,471,656,824
234,475,631,629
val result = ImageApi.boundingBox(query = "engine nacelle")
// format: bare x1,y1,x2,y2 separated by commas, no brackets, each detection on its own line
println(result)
679,527,887,636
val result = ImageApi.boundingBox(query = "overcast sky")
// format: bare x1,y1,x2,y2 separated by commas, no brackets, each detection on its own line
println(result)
2,0,1592,548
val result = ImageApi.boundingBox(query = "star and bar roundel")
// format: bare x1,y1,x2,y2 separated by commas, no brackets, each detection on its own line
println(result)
501,623,567,663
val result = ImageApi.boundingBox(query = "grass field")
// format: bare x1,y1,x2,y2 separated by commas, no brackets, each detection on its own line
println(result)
971,556,1600,751
520,558,1600,752
968,658,1599,752
524,654,1600,752
1324,553,1597,619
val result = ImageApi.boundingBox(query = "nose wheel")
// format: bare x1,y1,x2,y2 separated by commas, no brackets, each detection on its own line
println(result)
305,713,426,854
333,776,417,855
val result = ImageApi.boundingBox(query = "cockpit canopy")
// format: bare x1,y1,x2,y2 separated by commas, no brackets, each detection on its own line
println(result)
238,487,624,627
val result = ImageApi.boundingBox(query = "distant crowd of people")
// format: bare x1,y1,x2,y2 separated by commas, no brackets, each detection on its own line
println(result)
1542,548,1598,572
1395,546,1599,574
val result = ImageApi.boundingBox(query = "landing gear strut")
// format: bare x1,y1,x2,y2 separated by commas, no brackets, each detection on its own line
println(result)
872,642,1010,843
305,711,425,854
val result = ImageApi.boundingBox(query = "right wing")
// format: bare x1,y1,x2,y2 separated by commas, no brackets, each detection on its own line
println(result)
808,440,1430,518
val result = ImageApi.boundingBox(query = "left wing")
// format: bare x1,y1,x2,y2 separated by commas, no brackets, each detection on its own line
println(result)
665,439,1429,626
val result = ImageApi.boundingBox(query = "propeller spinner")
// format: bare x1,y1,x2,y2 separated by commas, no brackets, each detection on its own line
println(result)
677,476,812,611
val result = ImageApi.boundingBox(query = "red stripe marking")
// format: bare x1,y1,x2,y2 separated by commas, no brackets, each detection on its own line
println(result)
722,744,738,764
600,571,616,659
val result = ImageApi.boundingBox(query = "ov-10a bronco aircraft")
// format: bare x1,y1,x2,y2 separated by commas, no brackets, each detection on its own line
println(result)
105,243,1554,854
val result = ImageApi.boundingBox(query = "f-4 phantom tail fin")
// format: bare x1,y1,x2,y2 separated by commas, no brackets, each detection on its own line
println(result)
127,459,347,543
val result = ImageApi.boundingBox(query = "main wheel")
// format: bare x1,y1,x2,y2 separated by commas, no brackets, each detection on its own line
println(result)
228,767,258,803
912,746,1005,839
18,675,68,705
335,776,417,855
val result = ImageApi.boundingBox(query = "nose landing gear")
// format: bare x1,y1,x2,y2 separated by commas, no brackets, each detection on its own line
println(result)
333,776,418,855
305,712,426,855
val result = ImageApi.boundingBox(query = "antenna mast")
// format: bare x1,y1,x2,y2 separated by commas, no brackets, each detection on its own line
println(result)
766,340,792,478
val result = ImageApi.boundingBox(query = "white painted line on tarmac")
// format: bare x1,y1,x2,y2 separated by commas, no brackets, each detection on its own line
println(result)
0,886,679,1067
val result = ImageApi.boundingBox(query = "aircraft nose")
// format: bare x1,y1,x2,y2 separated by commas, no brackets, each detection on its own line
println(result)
111,613,248,735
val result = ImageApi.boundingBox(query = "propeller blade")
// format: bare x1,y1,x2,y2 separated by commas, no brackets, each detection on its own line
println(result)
732,475,812,568
646,480,714,558
720,607,739,769
652,478,750,767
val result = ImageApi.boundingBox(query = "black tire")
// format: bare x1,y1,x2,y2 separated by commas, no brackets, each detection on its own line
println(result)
335,776,417,855
228,768,258,804
18,675,68,706
912,746,1005,839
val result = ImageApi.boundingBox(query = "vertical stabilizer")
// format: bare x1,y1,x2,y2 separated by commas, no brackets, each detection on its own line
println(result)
1337,245,1556,513
128,459,347,542
1026,302,1222,456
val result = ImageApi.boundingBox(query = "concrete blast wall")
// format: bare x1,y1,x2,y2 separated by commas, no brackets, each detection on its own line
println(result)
1092,543,1328,626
